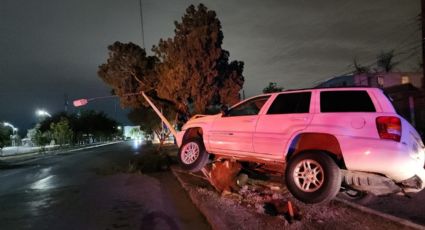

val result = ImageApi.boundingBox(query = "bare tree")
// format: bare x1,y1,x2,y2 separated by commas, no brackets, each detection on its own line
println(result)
376,50,398,72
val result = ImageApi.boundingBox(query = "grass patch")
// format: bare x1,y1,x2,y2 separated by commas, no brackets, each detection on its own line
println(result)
130,151,175,173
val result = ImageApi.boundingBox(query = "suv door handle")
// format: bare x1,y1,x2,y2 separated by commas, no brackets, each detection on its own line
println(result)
291,117,308,121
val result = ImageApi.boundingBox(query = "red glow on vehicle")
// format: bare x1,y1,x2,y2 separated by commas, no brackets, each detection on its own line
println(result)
376,116,401,142
73,99,88,107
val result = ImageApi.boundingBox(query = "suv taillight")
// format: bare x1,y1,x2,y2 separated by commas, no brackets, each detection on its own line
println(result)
376,116,401,142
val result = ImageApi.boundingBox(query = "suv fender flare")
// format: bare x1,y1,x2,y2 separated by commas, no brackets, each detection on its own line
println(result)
182,127,205,144
285,132,346,169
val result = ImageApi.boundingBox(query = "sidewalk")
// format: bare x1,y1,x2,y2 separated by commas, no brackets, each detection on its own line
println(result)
0,141,122,162
1,145,56,157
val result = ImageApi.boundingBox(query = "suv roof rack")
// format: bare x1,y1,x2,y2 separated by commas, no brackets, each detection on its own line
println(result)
281,86,377,93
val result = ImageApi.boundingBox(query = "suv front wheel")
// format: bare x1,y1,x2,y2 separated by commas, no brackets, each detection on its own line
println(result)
178,138,209,172
285,151,341,204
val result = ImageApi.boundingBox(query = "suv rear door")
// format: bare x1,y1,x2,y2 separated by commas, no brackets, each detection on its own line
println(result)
254,91,313,157
311,89,380,168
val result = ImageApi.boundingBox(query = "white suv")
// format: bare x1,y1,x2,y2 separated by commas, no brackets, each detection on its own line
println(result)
175,87,425,203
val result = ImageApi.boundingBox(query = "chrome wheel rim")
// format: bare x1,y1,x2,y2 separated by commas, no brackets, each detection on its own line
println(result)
181,142,200,164
293,159,324,192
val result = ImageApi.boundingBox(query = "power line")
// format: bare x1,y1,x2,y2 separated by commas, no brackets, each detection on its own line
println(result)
315,37,421,85
313,44,422,86
139,0,145,49
394,30,420,52
395,45,421,64
396,43,421,56
352,15,420,66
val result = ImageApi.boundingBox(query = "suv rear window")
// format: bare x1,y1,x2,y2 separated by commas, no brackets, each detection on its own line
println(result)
320,90,375,112
267,92,311,114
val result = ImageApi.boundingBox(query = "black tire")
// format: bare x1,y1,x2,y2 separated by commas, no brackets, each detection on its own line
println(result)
177,138,209,172
285,151,341,204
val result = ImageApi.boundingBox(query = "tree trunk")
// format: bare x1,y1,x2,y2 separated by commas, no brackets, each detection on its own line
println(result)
155,129,171,151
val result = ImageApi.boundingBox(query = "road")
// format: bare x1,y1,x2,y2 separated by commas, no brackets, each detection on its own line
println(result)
0,141,210,230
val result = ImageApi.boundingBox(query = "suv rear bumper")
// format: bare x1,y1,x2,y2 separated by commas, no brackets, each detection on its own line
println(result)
339,136,425,191
400,175,423,192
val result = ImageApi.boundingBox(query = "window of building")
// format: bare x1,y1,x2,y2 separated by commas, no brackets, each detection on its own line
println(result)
320,91,376,112
401,76,410,84
267,92,311,114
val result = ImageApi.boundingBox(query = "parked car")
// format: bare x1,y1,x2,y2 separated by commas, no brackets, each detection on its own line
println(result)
175,87,425,203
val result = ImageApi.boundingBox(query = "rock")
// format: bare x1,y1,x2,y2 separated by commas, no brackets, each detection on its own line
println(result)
236,173,249,187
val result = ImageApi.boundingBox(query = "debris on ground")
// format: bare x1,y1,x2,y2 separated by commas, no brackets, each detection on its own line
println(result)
156,147,424,229
199,159,301,222
203,160,242,194
172,165,421,230
264,200,302,223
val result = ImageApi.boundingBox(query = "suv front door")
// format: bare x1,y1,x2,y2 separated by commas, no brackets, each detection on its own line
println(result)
209,96,270,154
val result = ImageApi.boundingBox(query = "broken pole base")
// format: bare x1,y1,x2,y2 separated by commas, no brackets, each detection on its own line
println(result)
200,159,242,194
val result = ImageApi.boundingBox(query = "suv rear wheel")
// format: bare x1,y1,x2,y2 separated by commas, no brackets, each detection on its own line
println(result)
178,138,209,172
285,151,341,204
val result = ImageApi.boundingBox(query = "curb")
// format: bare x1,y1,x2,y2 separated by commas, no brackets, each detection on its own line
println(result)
171,166,226,230
171,166,425,230
334,198,425,230
59,141,122,154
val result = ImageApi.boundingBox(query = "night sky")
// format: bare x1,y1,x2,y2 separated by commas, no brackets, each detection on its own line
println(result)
0,0,421,134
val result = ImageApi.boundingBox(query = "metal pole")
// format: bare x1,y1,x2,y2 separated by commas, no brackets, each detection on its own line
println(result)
141,92,178,138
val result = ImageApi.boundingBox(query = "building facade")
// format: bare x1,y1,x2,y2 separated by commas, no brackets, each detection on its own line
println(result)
354,72,423,89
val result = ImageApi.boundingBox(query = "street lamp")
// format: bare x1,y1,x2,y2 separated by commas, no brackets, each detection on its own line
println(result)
73,92,178,138
3,122,18,134
3,122,18,146
72,92,142,107
36,109,51,118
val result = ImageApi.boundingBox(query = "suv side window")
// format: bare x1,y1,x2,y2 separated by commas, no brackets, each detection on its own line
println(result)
320,90,376,112
267,92,311,114
227,96,270,117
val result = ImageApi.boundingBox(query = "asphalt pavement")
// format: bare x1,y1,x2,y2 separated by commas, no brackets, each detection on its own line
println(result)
0,141,209,230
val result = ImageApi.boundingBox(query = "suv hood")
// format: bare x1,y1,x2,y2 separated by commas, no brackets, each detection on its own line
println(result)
183,114,221,129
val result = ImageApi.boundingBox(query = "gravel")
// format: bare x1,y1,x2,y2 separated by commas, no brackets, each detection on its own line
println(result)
171,166,424,230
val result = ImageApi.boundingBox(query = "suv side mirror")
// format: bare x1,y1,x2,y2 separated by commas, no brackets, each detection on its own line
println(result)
221,105,229,116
